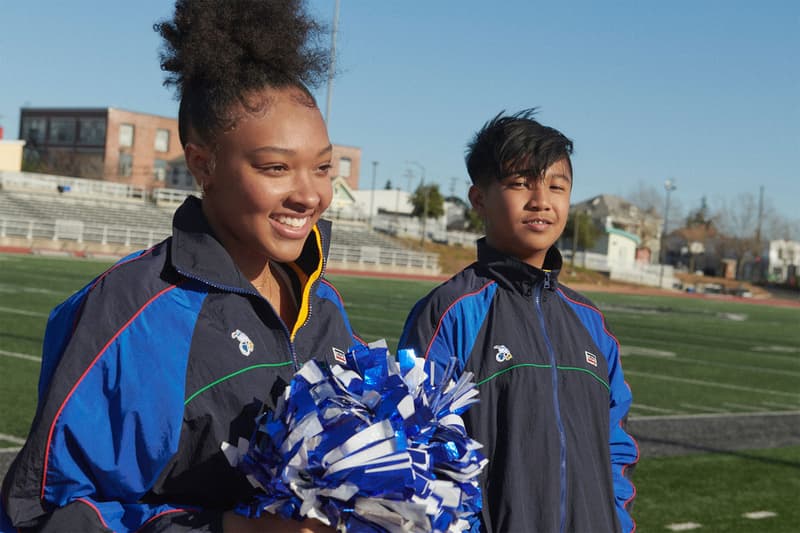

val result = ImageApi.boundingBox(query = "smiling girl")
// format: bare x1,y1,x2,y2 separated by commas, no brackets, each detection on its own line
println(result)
1,2,360,531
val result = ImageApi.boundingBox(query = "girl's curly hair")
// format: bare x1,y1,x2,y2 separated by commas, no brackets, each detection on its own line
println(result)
154,0,330,146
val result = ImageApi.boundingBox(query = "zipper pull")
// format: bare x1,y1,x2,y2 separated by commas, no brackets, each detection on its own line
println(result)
543,271,551,290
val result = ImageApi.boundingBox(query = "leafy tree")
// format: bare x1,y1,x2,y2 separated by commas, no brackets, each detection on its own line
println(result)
464,207,484,233
445,195,468,209
564,211,601,250
409,183,445,219
384,179,393,190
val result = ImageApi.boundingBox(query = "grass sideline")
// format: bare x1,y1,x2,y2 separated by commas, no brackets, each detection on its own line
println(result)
1,253,799,531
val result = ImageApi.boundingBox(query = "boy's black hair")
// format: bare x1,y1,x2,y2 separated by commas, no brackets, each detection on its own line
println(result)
465,108,574,188
154,0,330,147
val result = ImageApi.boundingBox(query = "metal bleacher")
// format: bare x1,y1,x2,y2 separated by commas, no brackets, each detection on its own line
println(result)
0,171,440,273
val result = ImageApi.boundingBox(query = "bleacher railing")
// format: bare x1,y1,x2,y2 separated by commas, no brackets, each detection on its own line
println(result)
0,171,148,202
152,188,193,206
0,216,440,274
327,245,439,273
0,216,170,248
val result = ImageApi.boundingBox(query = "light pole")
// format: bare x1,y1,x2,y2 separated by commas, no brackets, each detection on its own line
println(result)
406,161,427,246
368,161,378,230
659,179,677,288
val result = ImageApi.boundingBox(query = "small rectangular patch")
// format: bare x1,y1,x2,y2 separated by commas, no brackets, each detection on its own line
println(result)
665,523,702,531
585,351,598,367
742,511,777,520
332,347,347,365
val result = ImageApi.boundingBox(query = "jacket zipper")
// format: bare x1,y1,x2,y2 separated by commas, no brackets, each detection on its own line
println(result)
535,272,567,533
174,267,299,369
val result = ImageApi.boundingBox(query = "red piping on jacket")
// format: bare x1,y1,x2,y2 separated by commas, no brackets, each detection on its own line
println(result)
424,281,495,360
40,284,180,500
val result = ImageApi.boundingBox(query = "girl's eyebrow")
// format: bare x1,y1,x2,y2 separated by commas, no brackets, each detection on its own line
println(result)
248,144,333,157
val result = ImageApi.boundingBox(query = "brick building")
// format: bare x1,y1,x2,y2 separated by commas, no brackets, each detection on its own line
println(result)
19,107,362,193
19,107,183,190
330,144,361,190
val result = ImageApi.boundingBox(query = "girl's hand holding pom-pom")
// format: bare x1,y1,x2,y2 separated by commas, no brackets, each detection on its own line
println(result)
222,340,487,532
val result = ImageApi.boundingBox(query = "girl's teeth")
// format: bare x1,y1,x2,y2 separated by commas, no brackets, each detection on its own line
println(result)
277,216,307,228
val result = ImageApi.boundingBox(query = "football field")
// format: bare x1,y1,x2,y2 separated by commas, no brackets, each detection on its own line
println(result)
1,253,798,531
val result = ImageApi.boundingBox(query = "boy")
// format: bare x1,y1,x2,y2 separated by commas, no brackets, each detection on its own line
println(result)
399,109,638,533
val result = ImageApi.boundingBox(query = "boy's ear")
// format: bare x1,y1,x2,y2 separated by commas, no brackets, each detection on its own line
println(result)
468,184,486,217
184,143,214,192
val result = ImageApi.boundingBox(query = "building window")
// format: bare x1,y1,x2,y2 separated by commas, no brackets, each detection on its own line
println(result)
118,152,133,177
153,159,167,181
48,118,76,144
119,124,135,147
339,157,351,178
154,129,170,152
77,118,107,145
21,117,47,144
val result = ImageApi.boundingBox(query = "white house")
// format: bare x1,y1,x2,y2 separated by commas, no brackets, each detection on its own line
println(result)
766,239,800,283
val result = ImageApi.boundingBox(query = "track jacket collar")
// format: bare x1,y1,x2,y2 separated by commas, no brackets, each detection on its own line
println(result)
476,237,562,295
170,195,332,294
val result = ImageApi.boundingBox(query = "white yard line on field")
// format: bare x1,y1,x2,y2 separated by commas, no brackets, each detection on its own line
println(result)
679,403,730,413
742,511,777,520
624,370,800,399
761,401,800,410
629,403,679,414
721,402,769,412
674,357,800,378
0,433,25,445
0,349,41,362
0,305,48,318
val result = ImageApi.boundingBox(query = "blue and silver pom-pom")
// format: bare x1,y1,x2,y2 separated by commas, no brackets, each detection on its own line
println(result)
221,340,487,532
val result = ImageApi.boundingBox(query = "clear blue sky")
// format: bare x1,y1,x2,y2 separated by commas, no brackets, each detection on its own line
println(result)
1,1,798,228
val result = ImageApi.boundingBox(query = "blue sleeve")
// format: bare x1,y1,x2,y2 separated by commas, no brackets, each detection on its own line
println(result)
2,278,217,532
607,341,639,533
398,282,496,383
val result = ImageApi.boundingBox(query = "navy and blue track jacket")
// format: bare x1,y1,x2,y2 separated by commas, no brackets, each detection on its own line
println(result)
1,196,363,532
399,240,638,533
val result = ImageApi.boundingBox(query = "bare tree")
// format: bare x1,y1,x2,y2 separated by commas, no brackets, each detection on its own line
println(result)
625,180,685,228
713,192,764,279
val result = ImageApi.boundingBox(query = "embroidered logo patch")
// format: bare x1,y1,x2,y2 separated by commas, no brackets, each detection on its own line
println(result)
231,329,254,356
494,344,513,363
332,347,347,364
585,350,598,367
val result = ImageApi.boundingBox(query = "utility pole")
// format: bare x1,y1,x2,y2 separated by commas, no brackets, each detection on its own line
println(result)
324,0,340,124
755,185,764,245
369,161,378,230
406,161,427,247
754,185,765,282
659,179,677,289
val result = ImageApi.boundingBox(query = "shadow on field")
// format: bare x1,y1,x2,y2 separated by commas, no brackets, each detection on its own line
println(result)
630,412,800,463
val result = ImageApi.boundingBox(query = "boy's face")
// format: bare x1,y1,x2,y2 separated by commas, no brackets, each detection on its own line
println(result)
469,157,572,269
